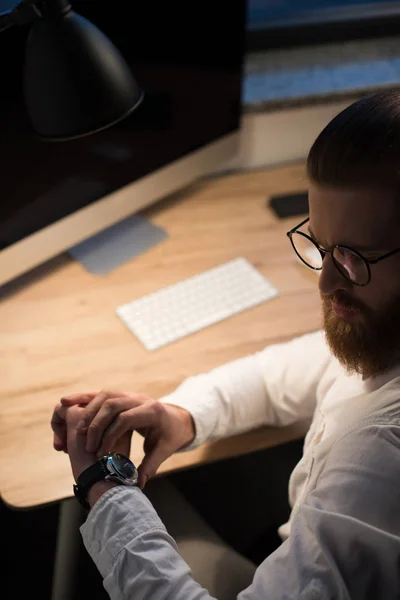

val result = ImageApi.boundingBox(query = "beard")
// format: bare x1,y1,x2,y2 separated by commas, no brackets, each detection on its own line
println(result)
322,291,400,379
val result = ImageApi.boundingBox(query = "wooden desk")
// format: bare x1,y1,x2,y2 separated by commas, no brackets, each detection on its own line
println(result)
0,163,321,510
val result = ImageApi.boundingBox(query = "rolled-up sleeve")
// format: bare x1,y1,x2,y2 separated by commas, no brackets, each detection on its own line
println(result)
160,330,337,450
81,486,218,600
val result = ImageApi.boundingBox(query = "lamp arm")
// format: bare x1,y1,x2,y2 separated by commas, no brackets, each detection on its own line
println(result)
0,11,14,32
0,0,45,33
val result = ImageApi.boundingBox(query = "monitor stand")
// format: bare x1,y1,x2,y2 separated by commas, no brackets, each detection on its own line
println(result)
68,214,168,275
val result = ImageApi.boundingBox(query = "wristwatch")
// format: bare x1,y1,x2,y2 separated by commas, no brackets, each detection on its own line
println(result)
73,452,139,509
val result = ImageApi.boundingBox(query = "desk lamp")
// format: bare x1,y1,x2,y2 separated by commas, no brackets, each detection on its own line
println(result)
0,0,143,140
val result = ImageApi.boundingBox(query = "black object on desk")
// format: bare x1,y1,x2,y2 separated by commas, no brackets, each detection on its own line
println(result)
268,192,309,219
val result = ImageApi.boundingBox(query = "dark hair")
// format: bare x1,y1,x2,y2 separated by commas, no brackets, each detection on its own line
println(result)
307,90,400,189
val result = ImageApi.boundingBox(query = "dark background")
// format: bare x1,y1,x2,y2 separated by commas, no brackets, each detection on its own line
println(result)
0,1,245,250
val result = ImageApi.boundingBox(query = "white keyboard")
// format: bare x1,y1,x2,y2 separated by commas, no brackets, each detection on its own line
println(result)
116,257,279,350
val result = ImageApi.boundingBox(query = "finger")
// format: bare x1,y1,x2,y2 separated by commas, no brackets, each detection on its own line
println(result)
78,390,138,433
76,390,127,434
96,404,159,457
61,393,98,406
138,440,173,489
53,433,65,452
86,397,138,453
51,404,67,451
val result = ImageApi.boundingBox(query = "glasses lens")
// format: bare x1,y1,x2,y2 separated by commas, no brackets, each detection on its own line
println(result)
291,232,323,269
332,247,369,285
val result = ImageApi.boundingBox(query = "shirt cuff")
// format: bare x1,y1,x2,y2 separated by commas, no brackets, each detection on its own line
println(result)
80,485,170,578
159,392,215,452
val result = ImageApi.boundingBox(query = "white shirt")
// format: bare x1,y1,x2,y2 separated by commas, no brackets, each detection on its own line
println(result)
81,330,400,599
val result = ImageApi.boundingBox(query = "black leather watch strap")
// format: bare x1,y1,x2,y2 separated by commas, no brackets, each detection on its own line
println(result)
74,458,109,509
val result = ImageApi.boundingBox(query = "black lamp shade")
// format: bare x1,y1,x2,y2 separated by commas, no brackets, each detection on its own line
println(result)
23,10,143,140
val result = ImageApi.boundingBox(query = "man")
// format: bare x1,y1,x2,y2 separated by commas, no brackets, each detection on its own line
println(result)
52,90,400,598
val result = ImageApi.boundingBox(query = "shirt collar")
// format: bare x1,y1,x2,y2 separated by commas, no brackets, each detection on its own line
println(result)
363,363,400,393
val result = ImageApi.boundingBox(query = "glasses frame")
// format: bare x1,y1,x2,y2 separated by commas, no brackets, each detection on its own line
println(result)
287,217,400,287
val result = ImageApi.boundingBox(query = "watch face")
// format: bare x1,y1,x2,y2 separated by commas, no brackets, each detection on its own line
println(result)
109,453,138,482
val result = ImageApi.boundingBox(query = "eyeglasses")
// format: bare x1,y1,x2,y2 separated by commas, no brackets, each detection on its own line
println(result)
287,217,400,286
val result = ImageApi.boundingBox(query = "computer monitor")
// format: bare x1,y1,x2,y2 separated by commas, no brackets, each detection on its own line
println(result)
0,1,246,286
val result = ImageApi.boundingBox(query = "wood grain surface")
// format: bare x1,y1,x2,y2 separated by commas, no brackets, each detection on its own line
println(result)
0,162,321,508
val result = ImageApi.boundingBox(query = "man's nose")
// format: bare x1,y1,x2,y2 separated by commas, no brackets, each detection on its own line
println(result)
318,253,353,297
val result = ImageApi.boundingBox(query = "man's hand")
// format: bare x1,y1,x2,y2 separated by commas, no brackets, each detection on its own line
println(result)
51,402,133,507
54,390,196,489
51,403,131,480
51,403,98,482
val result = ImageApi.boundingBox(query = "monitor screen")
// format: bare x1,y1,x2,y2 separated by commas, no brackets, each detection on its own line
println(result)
0,1,246,252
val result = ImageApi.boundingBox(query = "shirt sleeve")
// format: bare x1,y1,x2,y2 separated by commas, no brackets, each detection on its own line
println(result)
81,485,219,600
159,329,338,449
81,422,400,600
238,422,400,599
